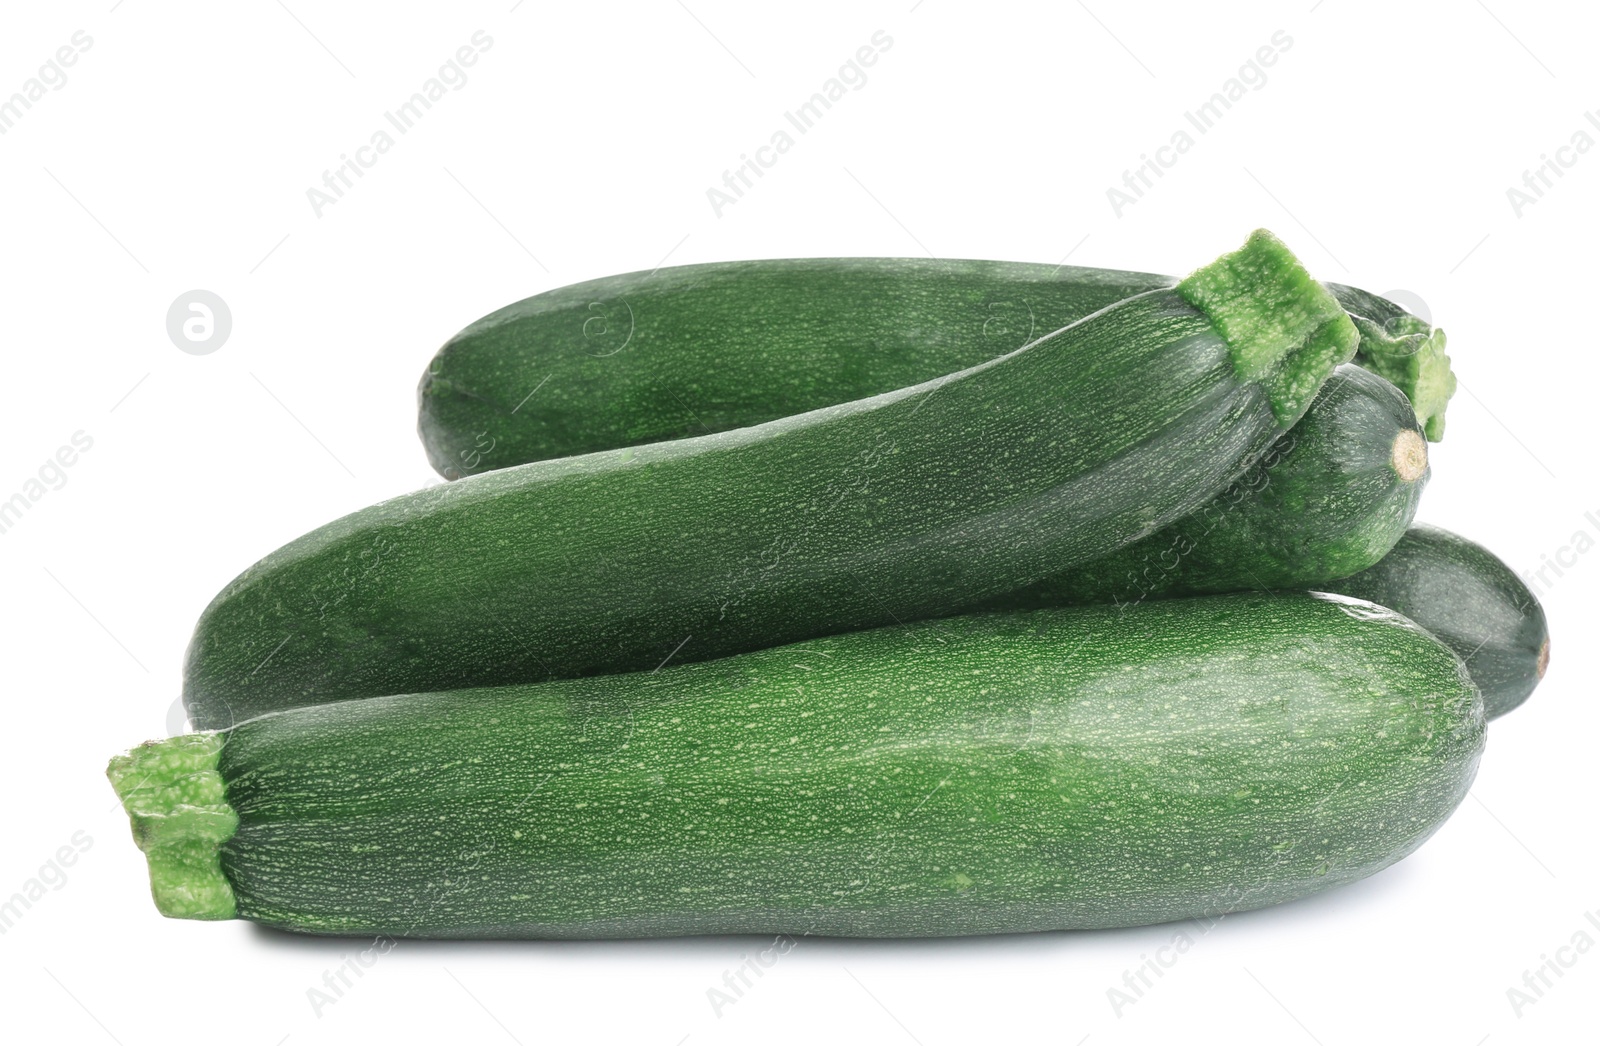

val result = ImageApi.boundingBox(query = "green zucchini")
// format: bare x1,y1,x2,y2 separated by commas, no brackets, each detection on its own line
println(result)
183,231,1355,730
977,365,1428,609
418,261,1452,477
115,593,1484,937
1333,524,1549,719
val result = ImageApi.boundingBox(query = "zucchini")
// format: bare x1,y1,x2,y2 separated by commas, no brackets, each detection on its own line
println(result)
977,365,1428,608
418,261,1452,477
183,231,1356,730
114,593,1484,937
1332,524,1549,719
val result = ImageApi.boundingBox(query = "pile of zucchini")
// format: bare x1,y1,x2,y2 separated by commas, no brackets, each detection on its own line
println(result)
110,230,1548,939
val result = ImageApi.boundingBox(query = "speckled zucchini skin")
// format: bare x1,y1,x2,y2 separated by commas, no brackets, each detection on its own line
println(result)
980,365,1428,609
184,234,1353,730
417,261,1442,476
1334,525,1549,719
418,259,1174,477
206,594,1482,938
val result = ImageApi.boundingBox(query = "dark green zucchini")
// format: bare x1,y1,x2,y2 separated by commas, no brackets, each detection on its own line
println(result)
115,593,1484,937
418,261,1452,476
976,365,1428,609
183,231,1356,730
1333,525,1549,718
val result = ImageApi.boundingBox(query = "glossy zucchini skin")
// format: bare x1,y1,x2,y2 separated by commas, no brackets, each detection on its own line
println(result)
979,366,1428,608
418,261,1447,476
183,234,1354,730
115,594,1484,937
1333,525,1549,718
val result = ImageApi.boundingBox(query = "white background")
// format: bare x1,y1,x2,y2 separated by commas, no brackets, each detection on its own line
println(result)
1,1,1595,1043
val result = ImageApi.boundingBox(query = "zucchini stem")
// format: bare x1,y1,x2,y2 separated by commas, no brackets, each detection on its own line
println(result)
106,734,238,920
1354,324,1455,441
1177,230,1360,427
1323,282,1456,441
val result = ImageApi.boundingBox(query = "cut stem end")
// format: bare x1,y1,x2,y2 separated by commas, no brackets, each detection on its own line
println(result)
106,733,238,920
1390,429,1429,483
